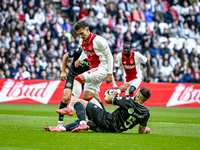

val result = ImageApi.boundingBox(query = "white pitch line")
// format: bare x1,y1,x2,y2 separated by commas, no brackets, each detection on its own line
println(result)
152,122,200,126
1,114,200,126
0,114,77,120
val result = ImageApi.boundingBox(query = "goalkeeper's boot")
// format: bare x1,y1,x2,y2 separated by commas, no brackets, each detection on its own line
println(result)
45,126,64,132
71,124,90,133
56,107,74,116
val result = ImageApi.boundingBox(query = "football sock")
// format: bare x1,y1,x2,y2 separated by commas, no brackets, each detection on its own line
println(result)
100,101,105,110
68,77,83,111
59,126,66,131
74,102,86,123
64,121,79,131
58,101,67,121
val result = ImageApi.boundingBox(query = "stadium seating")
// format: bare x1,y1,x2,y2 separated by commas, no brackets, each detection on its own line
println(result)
168,37,177,49
169,7,178,20
61,0,70,10
125,11,133,22
177,38,186,50
158,22,168,34
196,45,200,54
162,0,170,13
187,38,197,53
159,36,168,43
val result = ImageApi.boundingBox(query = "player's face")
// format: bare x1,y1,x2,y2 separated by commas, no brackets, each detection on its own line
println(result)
76,27,90,41
123,45,131,56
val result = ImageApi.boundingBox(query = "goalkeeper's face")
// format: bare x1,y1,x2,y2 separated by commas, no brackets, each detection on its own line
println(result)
133,92,138,101
133,90,140,101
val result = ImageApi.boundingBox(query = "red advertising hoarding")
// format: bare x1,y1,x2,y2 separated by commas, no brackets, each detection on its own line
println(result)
0,79,200,107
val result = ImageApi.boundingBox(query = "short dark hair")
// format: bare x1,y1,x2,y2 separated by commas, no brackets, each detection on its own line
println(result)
124,42,131,47
139,87,151,102
73,19,89,31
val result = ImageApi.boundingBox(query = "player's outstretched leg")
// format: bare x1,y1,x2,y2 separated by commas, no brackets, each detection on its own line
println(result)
45,126,66,132
57,101,68,126
71,101,90,132
68,76,83,111
71,124,90,133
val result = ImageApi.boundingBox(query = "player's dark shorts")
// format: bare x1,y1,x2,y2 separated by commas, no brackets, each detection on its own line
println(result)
64,73,84,90
86,102,117,133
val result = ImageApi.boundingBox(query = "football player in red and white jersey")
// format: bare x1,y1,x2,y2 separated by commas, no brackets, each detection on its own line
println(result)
57,19,117,119
114,42,150,97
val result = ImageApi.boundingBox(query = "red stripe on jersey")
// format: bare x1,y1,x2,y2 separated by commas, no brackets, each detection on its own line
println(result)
81,32,100,69
122,51,137,82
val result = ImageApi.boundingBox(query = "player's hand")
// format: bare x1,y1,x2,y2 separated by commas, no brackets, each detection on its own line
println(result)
106,74,112,84
119,83,130,92
146,77,150,83
75,60,80,68
112,83,118,89
60,72,67,81
145,127,150,134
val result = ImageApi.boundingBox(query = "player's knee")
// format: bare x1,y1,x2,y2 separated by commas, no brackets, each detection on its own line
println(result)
74,99,81,104
62,96,70,103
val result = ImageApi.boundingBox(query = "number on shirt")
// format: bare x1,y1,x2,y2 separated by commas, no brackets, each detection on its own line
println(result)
120,116,136,130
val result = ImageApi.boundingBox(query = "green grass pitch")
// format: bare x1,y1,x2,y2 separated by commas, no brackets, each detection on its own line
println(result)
0,104,200,150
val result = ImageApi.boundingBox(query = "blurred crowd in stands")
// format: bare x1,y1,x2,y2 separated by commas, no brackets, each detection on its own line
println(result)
0,0,200,83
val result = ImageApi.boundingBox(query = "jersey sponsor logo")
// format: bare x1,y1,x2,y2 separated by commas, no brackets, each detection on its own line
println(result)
124,65,135,69
84,51,96,56
167,84,200,107
0,80,60,104
79,61,90,67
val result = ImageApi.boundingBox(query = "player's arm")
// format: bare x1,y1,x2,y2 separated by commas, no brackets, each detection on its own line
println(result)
105,83,130,104
75,39,87,67
135,52,150,83
146,60,151,83
75,50,87,67
138,112,150,134
60,52,69,81
97,37,113,84
112,74,118,89
113,53,121,76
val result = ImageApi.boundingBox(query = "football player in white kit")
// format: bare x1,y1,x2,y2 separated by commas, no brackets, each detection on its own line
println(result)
114,42,150,97
57,19,117,128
